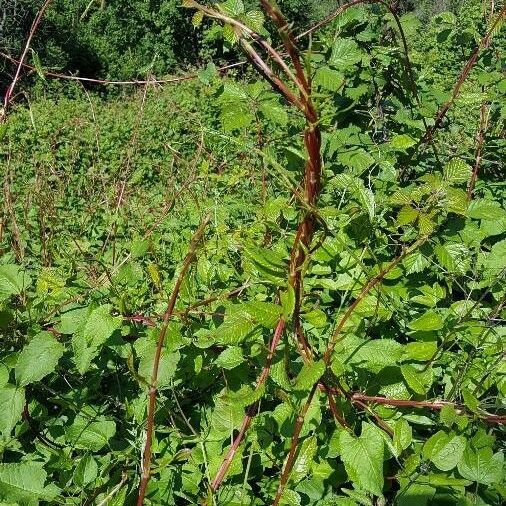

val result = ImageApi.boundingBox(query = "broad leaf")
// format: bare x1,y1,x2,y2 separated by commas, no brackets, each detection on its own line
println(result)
339,422,385,496
15,332,64,386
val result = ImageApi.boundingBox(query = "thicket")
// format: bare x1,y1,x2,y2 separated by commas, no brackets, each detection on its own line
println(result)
0,1,505,505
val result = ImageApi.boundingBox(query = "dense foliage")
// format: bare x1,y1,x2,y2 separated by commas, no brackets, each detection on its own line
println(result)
0,1,505,505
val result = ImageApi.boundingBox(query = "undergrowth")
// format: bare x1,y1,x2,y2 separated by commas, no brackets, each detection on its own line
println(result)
0,1,505,505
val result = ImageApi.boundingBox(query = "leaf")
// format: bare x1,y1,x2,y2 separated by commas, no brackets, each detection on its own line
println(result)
243,10,265,33
294,360,325,391
291,435,317,482
457,446,503,485
192,10,204,27
314,67,345,91
434,243,469,274
390,134,416,150
403,341,437,362
138,346,180,390
484,239,506,271
15,332,64,386
242,301,283,327
211,309,256,346
397,205,418,226
332,174,375,220
401,364,433,395
72,304,122,374
73,455,98,487
0,463,52,503
423,431,466,471
330,38,362,68
220,0,245,16
350,339,403,373
467,199,506,220
259,101,288,126
0,385,25,436
280,285,295,319
215,346,244,370
66,416,116,452
443,159,471,183
393,419,412,456
407,311,443,331
0,265,31,301
339,422,385,496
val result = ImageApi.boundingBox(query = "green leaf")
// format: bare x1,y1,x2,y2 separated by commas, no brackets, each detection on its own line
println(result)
210,310,256,346
0,463,53,503
243,10,265,33
280,285,295,319
215,346,244,370
407,311,443,331
467,199,506,220
332,174,375,220
242,301,283,327
443,159,471,183
393,419,412,456
330,38,362,68
423,431,466,471
434,243,469,274
66,416,116,451
401,364,433,395
259,101,288,126
350,339,403,373
484,239,506,271
292,435,317,482
138,345,180,390
72,304,122,374
0,385,25,436
0,265,31,301
73,455,98,487
403,341,437,362
457,446,503,485
15,332,64,386
339,422,385,496
220,0,244,16
397,205,419,226
390,134,417,150
294,360,325,391
314,67,345,91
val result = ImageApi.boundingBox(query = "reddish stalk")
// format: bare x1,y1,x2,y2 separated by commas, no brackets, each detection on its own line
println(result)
2,0,54,121
467,98,489,199
272,384,318,506
417,5,505,151
210,318,286,492
137,215,210,505
323,236,427,363
0,51,247,87
350,393,506,424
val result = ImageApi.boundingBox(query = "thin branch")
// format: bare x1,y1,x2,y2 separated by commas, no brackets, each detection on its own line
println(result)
350,393,506,424
137,214,210,505
417,5,505,151
210,318,286,492
272,384,318,506
0,50,247,86
2,0,54,121
323,236,427,363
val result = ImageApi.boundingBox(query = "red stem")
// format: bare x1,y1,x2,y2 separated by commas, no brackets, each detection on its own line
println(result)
350,393,506,424
210,318,286,492
272,384,318,506
2,0,54,119
137,215,210,505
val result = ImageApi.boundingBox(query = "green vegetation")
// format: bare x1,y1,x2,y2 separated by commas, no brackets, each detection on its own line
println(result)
0,1,505,505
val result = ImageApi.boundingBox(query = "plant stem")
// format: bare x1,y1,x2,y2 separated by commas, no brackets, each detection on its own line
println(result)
272,384,318,506
137,214,210,505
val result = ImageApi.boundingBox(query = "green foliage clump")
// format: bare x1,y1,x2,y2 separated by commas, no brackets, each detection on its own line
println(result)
0,1,505,505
